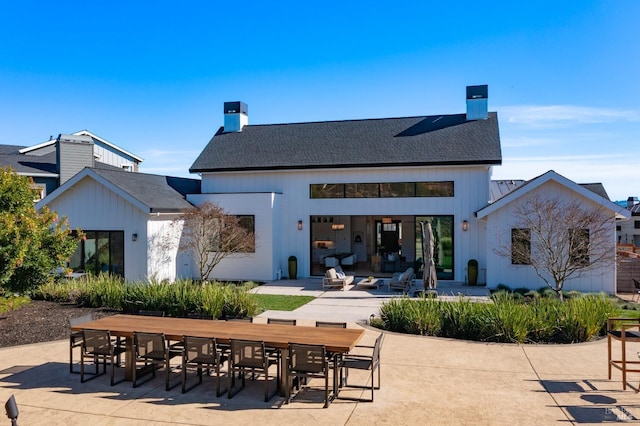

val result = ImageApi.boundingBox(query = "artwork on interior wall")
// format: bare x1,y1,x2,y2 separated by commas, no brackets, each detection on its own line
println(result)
353,232,363,244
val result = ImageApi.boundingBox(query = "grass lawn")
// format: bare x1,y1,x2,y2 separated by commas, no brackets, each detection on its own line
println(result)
0,295,30,314
253,294,315,312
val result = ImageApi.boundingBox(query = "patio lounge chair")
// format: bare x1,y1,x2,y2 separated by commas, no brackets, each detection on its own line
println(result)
388,267,415,292
323,267,354,290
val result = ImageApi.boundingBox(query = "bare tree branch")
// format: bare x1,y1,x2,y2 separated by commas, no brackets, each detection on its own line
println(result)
493,193,615,299
173,202,255,281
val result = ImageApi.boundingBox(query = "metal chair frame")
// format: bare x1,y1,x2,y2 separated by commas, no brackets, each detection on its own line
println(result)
132,332,182,390
80,329,126,386
228,339,278,402
181,336,228,396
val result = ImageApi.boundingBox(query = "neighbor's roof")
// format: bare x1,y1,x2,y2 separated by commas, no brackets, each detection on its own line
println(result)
190,112,502,173
0,151,58,177
38,168,201,214
19,130,144,163
479,171,629,220
490,180,610,203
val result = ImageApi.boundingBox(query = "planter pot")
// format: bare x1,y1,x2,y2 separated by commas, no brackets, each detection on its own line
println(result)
467,259,478,286
288,256,297,280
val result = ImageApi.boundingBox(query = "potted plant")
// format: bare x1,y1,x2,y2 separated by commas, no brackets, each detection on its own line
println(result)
288,255,297,280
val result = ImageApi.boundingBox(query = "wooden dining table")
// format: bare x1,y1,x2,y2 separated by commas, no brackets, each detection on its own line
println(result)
72,314,365,393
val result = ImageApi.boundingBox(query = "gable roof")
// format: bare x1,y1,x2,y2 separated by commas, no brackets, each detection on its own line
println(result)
190,112,502,173
19,130,144,163
0,151,58,177
37,168,201,214
478,170,630,220
490,180,610,203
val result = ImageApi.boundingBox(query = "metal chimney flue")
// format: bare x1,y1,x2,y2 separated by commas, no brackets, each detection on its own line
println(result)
223,101,248,132
466,85,488,121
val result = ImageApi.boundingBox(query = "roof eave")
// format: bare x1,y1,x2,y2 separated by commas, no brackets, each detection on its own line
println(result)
190,159,502,174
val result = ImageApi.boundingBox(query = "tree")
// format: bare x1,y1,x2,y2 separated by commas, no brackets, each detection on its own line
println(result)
0,167,81,292
494,193,616,300
175,202,255,281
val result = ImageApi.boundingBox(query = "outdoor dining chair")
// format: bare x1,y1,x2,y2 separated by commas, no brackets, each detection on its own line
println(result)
286,343,332,408
182,336,228,396
338,333,383,402
80,329,126,386
132,332,182,390
69,313,94,374
228,339,278,402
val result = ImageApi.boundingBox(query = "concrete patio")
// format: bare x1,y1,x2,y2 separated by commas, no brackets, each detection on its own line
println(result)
2,280,640,424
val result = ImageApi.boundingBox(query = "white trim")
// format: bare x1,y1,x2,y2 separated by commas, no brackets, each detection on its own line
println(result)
476,170,630,220
16,171,58,178
36,168,150,213
18,130,144,163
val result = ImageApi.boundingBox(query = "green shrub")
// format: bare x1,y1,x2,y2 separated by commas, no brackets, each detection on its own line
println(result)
377,292,619,344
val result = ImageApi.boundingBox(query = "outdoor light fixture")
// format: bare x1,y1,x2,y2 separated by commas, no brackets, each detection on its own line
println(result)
132,233,138,242
331,223,345,230
462,220,469,231
5,394,18,426
297,220,303,231
381,217,392,224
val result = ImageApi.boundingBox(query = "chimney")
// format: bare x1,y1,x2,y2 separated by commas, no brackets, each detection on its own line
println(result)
223,101,248,132
56,134,94,185
628,196,639,208
466,85,488,120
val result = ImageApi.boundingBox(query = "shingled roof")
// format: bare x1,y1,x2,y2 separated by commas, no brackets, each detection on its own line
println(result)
89,168,201,213
190,112,502,173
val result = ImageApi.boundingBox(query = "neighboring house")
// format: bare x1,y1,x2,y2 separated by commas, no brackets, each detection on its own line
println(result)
0,130,143,200
188,86,501,282
617,197,640,247
35,168,201,282
477,171,630,293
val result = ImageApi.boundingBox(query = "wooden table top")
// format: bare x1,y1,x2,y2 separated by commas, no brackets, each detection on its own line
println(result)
72,314,365,353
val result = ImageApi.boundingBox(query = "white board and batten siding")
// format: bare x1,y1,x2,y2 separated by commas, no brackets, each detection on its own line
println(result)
187,193,282,282
44,176,150,282
483,180,617,294
197,164,493,281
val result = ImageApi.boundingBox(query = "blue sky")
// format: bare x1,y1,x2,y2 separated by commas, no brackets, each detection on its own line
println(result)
1,1,638,201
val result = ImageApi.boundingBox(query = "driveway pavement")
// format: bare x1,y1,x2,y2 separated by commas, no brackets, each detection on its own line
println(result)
1,280,638,425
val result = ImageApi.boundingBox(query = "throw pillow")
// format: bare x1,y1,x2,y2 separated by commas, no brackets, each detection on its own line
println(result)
336,271,345,279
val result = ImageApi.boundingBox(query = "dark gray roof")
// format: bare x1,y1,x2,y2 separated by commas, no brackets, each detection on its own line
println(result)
89,168,201,213
0,145,26,155
579,183,610,200
0,151,57,175
190,112,502,173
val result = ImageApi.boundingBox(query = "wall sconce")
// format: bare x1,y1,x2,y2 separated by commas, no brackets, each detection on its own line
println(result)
382,217,392,224
132,233,138,242
462,220,469,232
331,223,345,230
297,220,303,231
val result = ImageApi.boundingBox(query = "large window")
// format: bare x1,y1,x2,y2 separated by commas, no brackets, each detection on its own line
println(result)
415,216,454,280
310,181,454,199
237,215,256,253
68,231,124,276
569,228,589,266
511,228,531,265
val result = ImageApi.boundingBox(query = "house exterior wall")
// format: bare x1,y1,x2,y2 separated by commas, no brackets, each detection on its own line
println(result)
195,164,492,281
147,215,184,282
483,180,617,294
187,193,281,282
94,143,139,170
43,176,150,282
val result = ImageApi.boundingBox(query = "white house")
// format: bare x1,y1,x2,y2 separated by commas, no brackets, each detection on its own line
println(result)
35,85,629,293
477,171,630,293
188,86,501,283
36,167,200,282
